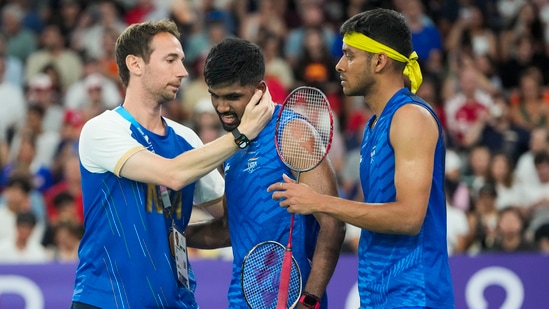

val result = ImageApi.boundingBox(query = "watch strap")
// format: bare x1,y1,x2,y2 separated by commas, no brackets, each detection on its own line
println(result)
231,128,241,139
231,128,250,149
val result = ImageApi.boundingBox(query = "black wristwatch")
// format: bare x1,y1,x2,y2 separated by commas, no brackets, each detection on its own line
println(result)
299,292,321,309
231,128,250,149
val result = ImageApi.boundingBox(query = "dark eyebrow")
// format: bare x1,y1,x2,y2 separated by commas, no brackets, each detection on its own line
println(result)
208,89,245,100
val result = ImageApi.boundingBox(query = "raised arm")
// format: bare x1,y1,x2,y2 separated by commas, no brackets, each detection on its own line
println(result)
121,89,274,190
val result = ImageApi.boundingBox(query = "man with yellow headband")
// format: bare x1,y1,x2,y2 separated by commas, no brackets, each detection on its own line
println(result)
269,8,454,308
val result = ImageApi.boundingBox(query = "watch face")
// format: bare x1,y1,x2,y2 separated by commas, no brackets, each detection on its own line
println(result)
236,135,250,149
303,295,317,306
239,140,249,148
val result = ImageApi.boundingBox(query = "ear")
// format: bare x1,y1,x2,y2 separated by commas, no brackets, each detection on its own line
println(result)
257,80,267,93
373,53,389,72
126,54,143,76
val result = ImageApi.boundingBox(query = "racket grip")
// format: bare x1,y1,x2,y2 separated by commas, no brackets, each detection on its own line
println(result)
276,250,293,309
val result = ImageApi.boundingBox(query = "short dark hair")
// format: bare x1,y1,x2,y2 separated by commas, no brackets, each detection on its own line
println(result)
535,223,549,242
115,19,180,87
7,173,33,194
16,211,37,227
53,191,75,209
339,8,413,60
204,37,265,88
534,151,549,166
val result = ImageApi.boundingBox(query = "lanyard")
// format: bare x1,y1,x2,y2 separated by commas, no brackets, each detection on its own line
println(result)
115,105,174,218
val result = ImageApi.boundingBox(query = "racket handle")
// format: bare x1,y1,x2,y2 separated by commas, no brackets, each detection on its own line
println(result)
276,250,293,309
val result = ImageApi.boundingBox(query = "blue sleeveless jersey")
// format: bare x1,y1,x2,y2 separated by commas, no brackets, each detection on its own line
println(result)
223,105,327,308
73,113,207,308
358,88,454,308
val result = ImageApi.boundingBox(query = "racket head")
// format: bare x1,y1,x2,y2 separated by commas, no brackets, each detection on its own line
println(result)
275,86,334,172
241,241,302,309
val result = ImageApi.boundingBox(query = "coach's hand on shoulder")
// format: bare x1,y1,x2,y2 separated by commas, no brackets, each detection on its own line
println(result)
238,88,274,140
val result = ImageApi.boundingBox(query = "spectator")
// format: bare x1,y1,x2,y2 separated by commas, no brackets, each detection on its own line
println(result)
50,109,84,183
463,145,492,196
191,99,223,144
49,220,83,262
508,67,549,131
400,0,443,63
0,33,24,86
444,66,494,149
534,223,549,253
293,26,341,115
44,152,83,224
499,2,545,62
257,32,295,98
518,151,549,217
71,1,126,61
1,4,37,63
8,104,60,170
498,35,549,89
445,148,472,212
25,24,84,92
46,0,85,40
515,126,549,186
488,207,535,253
465,183,500,254
0,52,26,145
25,72,65,133
486,152,523,210
238,0,287,43
284,1,336,69
1,132,53,193
0,173,45,244
64,57,122,113
180,52,210,122
462,94,530,163
0,211,50,263
445,4,498,61
184,10,232,64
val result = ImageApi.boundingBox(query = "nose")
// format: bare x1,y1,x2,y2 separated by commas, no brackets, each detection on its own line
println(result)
335,56,345,72
178,62,189,78
215,99,231,113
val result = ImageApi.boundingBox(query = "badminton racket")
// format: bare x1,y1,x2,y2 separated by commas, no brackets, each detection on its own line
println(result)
274,86,334,309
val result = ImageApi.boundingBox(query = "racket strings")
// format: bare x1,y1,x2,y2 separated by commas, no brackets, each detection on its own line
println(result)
277,88,333,172
242,242,302,308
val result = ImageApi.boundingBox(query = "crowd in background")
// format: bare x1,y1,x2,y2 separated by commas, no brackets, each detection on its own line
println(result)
1,0,549,263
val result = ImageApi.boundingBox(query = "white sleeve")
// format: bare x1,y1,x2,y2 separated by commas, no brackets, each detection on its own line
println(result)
79,110,144,176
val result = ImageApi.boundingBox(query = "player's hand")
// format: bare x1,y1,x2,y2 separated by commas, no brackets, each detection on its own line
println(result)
268,174,318,215
238,87,274,140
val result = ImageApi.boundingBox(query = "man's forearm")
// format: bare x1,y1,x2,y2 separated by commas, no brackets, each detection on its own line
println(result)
303,216,346,297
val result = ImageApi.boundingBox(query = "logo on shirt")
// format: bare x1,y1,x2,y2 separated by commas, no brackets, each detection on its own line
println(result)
370,146,376,163
243,158,258,174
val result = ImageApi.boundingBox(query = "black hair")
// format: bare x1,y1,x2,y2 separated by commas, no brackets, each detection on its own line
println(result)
53,191,75,209
204,37,265,88
535,223,549,242
7,173,33,194
534,151,549,166
16,211,37,227
339,8,413,59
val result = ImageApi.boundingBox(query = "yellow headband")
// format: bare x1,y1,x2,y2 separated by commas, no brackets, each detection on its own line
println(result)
343,32,422,94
